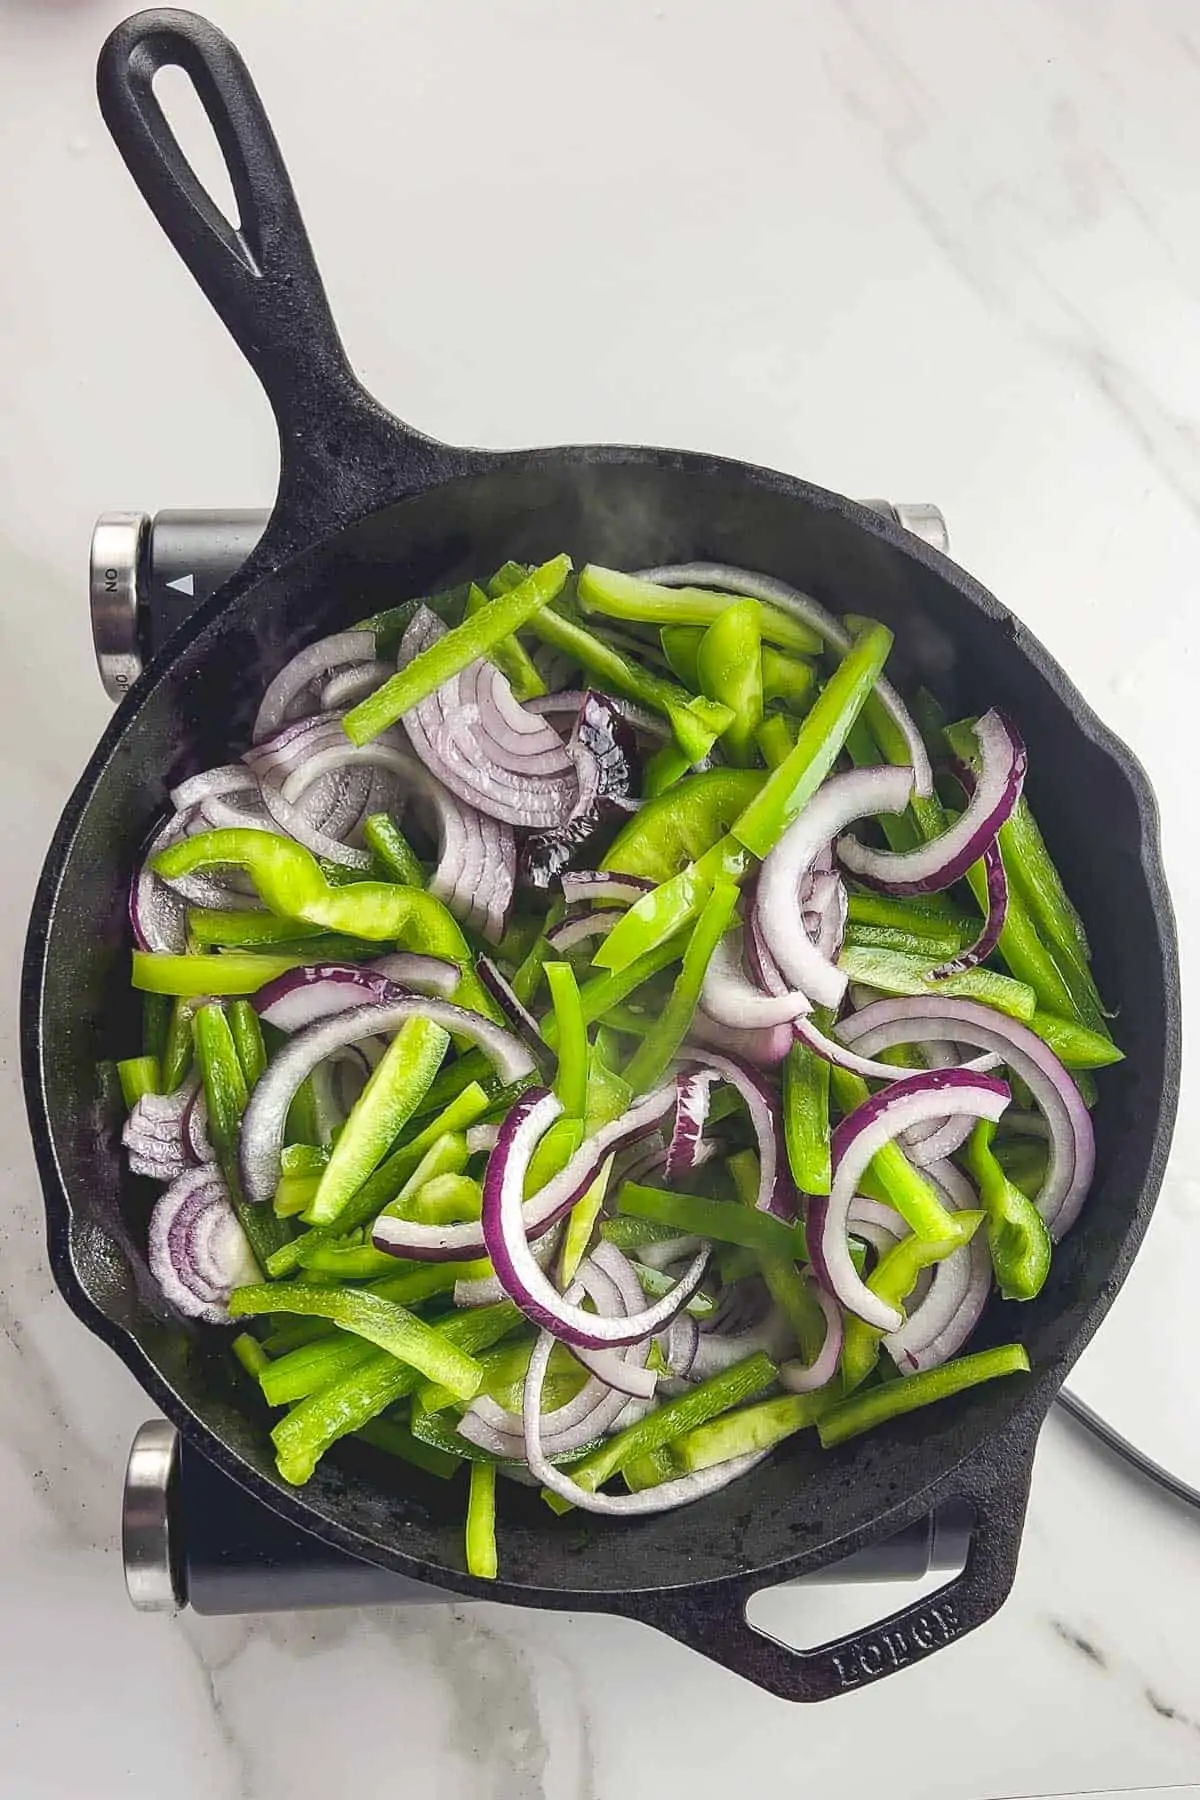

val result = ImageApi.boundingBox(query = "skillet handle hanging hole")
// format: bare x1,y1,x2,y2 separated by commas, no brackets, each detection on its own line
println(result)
96,10,464,548
625,1434,1036,1701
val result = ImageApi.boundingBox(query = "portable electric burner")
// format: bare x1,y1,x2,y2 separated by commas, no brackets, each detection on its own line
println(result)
89,497,1192,1619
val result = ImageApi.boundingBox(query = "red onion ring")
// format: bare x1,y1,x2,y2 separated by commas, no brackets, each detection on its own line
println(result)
809,1068,1011,1328
148,1166,257,1322
686,1051,797,1217
838,712,1026,896
253,630,378,743
252,962,455,1034
756,765,914,1009
545,910,621,953
560,871,654,907
687,1010,794,1069
838,997,1093,1240
481,1088,710,1348
779,1277,844,1393
375,1083,681,1263
699,930,811,1030
240,998,534,1209
399,609,578,828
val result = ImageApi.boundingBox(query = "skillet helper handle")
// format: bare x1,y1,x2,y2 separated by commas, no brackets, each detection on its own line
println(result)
96,10,458,546
625,1429,1036,1701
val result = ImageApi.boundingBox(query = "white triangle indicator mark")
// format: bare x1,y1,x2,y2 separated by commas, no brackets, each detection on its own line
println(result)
167,573,195,596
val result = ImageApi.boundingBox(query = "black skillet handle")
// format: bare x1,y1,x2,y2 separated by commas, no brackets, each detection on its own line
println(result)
623,1425,1037,1702
96,10,467,563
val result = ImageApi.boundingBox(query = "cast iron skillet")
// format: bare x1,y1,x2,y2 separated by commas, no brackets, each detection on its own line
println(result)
21,8,1180,1700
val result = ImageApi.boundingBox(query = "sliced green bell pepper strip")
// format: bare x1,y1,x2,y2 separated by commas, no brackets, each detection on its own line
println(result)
966,1120,1052,1301
187,910,330,949
266,1083,489,1275
305,1017,450,1225
641,742,695,797
817,1342,1031,1447
994,1138,1050,1201
731,619,894,858
162,996,199,1090
258,1261,492,1404
602,767,765,883
133,951,308,996
761,646,817,713
622,880,740,1093
404,1171,482,1224
418,1336,584,1415
622,1446,678,1491
828,1066,958,1242
229,1282,483,1402
270,1301,520,1484
117,1054,160,1110
355,1418,461,1479
543,1351,778,1512
674,1389,833,1475
282,1143,328,1177
465,579,545,702
141,992,172,1064
522,601,734,765
559,1158,612,1288
1027,1011,1122,1071
596,623,892,972
576,564,823,655
844,921,968,959
755,712,799,769
844,889,972,936
343,555,570,745
695,599,763,767
660,624,703,687
729,1150,826,1359
840,1210,985,1392
783,1027,832,1197
545,960,588,1117
363,813,425,887
274,1173,321,1218
837,945,1037,1021
599,1215,685,1252
152,827,494,1016
228,999,267,1089
231,1332,270,1379
617,1181,806,1261
466,1461,499,1579
194,1003,290,1268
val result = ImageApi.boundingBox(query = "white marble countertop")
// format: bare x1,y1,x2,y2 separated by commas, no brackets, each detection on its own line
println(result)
2,1,1199,1795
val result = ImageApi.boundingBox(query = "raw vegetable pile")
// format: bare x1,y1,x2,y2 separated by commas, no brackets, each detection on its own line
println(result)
117,554,1119,1579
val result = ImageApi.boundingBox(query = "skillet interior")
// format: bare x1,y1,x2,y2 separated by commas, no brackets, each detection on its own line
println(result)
23,451,1178,1600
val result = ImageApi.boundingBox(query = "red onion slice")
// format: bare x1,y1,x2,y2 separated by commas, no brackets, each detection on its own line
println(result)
375,1083,680,1263
481,1089,709,1347
170,765,260,812
779,1278,843,1393
756,766,914,1009
526,691,670,741
687,1010,794,1068
130,813,192,953
253,630,378,743
560,871,654,907
321,662,392,710
810,1068,1011,1329
636,561,933,797
253,959,459,1033
239,998,533,1208
399,609,578,828
700,930,811,1030
545,910,621,953
664,1070,715,1183
523,1319,768,1513
884,1159,992,1374
148,1166,257,1323
933,836,1007,978
682,1051,795,1217
837,996,1094,1240
847,1195,908,1261
839,712,1026,896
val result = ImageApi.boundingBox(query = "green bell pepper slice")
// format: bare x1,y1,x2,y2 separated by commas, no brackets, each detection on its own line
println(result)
466,1461,499,1579
117,1054,160,1109
363,813,425,886
305,1017,450,1225
673,1389,832,1474
133,951,309,996
966,1120,1052,1301
783,1029,832,1196
465,578,546,702
545,960,588,1117
660,624,703,687
576,564,823,655
840,1210,985,1392
602,767,765,883
836,946,1037,1021
342,555,570,745
617,1181,806,1261
817,1343,1031,1447
597,622,892,973
695,599,763,767
755,713,799,769
622,880,739,1093
152,827,494,1015
194,1002,290,1269
760,646,817,712
228,1282,484,1402
228,999,267,1089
